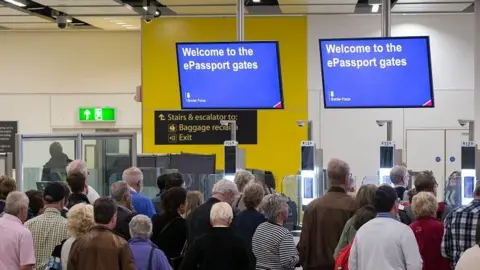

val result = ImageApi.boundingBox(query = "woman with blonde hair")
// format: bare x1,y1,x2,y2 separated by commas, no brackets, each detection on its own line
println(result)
45,203,95,270
185,191,203,217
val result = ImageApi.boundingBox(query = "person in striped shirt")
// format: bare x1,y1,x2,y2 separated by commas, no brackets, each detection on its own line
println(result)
252,194,299,270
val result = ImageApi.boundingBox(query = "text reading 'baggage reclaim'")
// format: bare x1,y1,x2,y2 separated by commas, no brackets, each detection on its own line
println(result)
176,42,283,109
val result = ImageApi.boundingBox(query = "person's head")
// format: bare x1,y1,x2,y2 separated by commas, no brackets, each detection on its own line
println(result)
355,184,377,210
43,182,67,209
129,215,153,239
66,160,88,179
4,191,29,222
234,170,254,193
262,194,289,225
161,187,187,214
163,172,185,191
212,179,239,205
122,167,143,193
25,190,45,217
0,175,16,200
243,182,264,210
49,142,66,158
185,191,203,216
407,188,417,204
110,181,132,206
390,165,409,187
327,158,351,188
411,191,437,218
66,172,87,194
474,180,480,199
93,197,117,229
210,202,233,227
67,203,94,237
373,185,399,214
353,205,377,231
414,171,437,195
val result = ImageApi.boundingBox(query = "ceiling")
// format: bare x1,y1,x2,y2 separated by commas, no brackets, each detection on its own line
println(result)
0,0,474,31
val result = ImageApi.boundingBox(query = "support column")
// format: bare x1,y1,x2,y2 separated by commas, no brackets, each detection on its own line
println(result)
381,0,391,37
236,0,245,41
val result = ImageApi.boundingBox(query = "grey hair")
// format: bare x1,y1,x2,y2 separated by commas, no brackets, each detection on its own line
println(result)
234,170,254,192
129,215,152,239
122,167,143,186
5,191,29,216
110,181,129,202
390,165,408,185
66,160,88,177
327,158,350,185
212,179,239,195
262,194,287,221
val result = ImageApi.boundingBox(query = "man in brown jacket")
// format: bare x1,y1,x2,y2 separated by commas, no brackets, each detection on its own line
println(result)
298,158,356,270
67,197,136,270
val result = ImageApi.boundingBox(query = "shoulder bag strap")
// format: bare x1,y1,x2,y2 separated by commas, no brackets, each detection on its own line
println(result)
235,194,243,209
147,247,155,270
159,216,181,236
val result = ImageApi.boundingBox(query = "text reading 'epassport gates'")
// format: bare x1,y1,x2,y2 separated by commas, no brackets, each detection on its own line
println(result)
319,36,434,108
176,41,284,110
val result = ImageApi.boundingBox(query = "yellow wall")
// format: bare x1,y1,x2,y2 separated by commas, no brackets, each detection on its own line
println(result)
142,17,308,190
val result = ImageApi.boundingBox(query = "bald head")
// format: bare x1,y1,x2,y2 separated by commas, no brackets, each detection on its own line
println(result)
327,158,350,186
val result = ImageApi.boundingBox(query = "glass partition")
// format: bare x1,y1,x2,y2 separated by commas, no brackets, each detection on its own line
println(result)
282,174,301,229
81,133,136,196
0,153,13,177
15,134,80,191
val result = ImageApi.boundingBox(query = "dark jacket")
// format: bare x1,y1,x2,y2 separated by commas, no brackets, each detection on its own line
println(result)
115,205,136,241
66,193,90,209
232,208,266,249
186,197,220,247
67,225,136,270
298,186,355,270
41,154,72,182
179,227,255,270
151,211,187,259
409,216,451,270
394,186,407,200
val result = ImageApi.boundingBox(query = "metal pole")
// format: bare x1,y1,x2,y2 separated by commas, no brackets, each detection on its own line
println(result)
469,122,475,141
307,121,313,141
236,0,244,41
381,0,391,37
386,121,393,141
231,121,237,141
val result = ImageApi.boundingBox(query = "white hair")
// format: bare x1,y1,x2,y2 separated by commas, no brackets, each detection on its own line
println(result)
5,191,29,216
66,160,88,177
234,170,255,192
390,165,408,185
122,167,143,186
262,194,287,221
212,179,239,195
129,215,152,239
210,202,233,224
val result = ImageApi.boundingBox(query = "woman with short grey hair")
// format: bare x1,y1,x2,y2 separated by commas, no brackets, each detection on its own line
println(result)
252,194,299,270
232,170,255,211
128,215,172,270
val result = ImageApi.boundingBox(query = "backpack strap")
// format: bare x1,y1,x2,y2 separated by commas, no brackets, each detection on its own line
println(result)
235,194,243,209
147,247,155,270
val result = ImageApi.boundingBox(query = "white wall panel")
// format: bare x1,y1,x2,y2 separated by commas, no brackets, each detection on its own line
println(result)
308,14,474,180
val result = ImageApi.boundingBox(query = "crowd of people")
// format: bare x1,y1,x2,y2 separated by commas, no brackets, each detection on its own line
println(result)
1,157,480,270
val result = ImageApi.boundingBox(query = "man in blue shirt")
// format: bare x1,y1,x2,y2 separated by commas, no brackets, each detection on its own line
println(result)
123,167,156,218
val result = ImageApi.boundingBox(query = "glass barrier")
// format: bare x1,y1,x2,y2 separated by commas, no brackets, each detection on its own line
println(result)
19,137,78,192
281,174,301,230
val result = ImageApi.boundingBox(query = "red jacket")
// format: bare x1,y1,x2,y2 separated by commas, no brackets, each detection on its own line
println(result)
409,217,451,270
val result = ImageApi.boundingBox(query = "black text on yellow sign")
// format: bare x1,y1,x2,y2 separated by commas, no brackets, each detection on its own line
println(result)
154,110,257,145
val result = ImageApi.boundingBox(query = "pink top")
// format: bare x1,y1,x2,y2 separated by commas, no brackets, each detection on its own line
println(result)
0,214,35,270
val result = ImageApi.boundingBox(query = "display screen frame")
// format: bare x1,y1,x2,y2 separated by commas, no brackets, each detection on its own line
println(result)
224,145,237,174
301,146,315,171
380,146,394,168
303,177,314,199
176,41,285,110
464,176,475,199
461,147,476,170
318,36,435,109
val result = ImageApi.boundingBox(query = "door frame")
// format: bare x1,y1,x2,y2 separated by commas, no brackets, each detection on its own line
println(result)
405,128,465,182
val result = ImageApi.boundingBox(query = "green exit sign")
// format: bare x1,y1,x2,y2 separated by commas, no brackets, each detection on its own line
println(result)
78,107,116,122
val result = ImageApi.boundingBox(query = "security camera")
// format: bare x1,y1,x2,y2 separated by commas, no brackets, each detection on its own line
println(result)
458,119,469,127
143,14,153,23
56,14,68,29
376,120,386,127
297,120,305,127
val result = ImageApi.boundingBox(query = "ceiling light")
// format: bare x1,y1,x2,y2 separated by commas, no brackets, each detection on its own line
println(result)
116,22,126,25
67,19,72,23
252,0,261,2
4,0,26,7
122,24,133,27
126,27,138,30
143,6,148,11
371,4,380,13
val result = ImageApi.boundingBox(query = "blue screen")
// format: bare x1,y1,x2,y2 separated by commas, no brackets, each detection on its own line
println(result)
176,41,284,109
319,37,434,108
